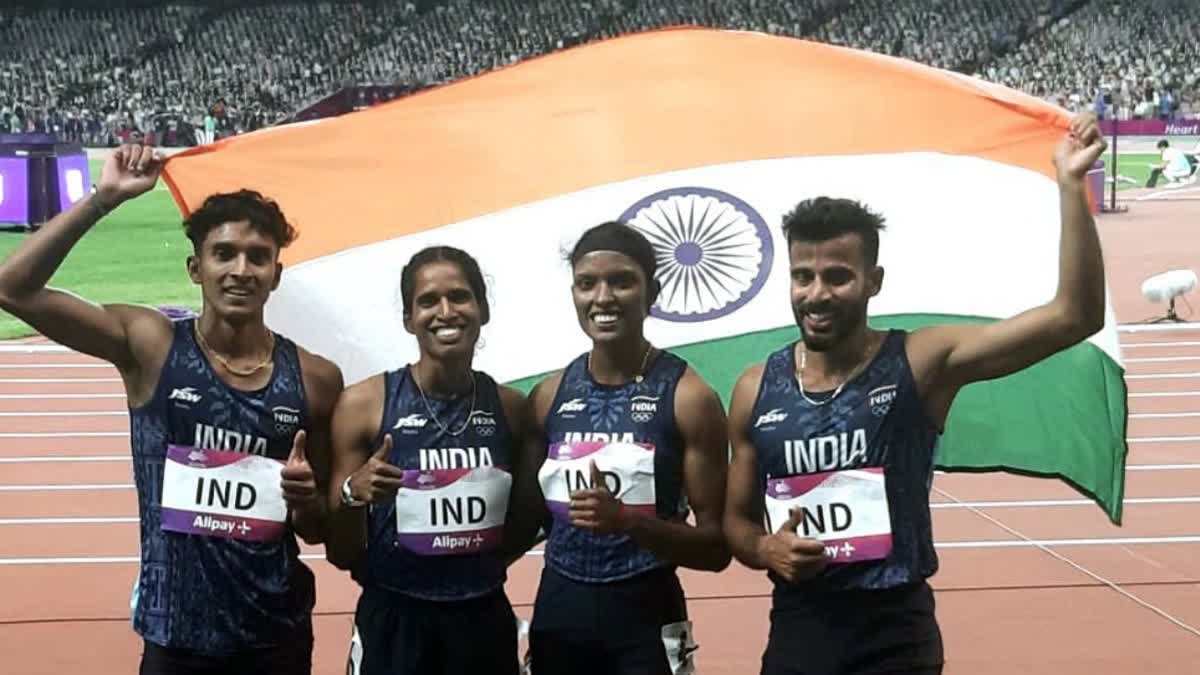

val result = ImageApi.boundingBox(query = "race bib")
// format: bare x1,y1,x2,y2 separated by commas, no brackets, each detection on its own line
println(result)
160,444,287,542
394,466,512,555
764,468,892,564
538,441,656,523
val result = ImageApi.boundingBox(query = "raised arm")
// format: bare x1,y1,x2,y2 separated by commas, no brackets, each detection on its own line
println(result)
0,145,170,380
498,384,548,566
723,365,826,582
909,112,1109,427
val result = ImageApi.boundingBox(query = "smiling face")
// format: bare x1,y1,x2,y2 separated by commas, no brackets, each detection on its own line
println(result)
403,259,483,360
571,250,652,345
187,219,282,322
788,232,883,352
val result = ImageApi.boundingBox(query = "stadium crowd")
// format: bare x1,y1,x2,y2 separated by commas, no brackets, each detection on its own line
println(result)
2,0,1198,147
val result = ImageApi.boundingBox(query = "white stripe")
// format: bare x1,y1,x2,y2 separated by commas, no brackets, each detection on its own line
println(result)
0,516,137,525
0,378,121,383
1128,435,1200,443
1121,341,1200,349
936,536,1200,548
0,345,71,353
1125,372,1200,380
931,496,1200,509
0,432,127,438
933,485,1200,639
1129,391,1200,398
1129,412,1200,419
1118,323,1200,333
1,537,1198,566
0,393,125,400
0,483,133,491
1125,356,1200,363
0,363,112,369
0,455,128,463
0,411,126,417
1127,464,1200,471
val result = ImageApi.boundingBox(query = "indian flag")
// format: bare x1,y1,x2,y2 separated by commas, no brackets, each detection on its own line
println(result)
161,28,1128,523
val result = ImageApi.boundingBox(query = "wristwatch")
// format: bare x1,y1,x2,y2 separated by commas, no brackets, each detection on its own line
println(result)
341,476,366,508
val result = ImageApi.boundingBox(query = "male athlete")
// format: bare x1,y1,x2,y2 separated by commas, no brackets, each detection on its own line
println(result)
723,112,1108,674
0,144,343,674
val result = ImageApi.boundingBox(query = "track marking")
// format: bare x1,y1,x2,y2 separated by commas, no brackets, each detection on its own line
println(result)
0,517,138,525
1125,356,1200,363
0,364,113,370
1121,341,1200,349
0,432,127,438
0,484,133,492
1118,323,1200,334
2,537,1200,566
931,497,1200,509
1128,435,1200,443
0,393,124,400
1129,391,1200,398
1125,372,1200,380
0,345,71,353
0,378,121,384
1127,464,1200,471
1129,412,1200,419
0,411,126,417
0,456,128,463
934,486,1200,639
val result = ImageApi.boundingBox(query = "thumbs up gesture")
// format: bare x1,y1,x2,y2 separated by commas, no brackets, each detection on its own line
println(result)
281,430,319,510
757,508,828,583
568,460,629,534
346,435,405,505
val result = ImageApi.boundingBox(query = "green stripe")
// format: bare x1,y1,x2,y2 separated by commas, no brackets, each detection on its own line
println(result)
507,314,1129,524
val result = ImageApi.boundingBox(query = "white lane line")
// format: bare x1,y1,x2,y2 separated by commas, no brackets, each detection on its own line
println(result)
2,537,1199,565
0,393,124,400
0,378,120,383
0,456,128,463
0,484,133,492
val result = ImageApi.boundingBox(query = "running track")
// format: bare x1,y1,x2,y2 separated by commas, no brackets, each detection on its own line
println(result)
2,200,1200,672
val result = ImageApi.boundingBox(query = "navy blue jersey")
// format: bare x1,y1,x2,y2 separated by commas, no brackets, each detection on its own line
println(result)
353,366,514,602
748,330,940,594
542,350,689,583
129,318,313,655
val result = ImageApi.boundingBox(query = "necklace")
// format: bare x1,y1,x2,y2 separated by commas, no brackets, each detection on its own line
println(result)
795,339,873,407
411,364,477,437
194,322,275,377
588,341,654,384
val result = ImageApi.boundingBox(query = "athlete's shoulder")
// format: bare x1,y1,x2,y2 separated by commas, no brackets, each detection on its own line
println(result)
675,366,723,410
294,346,344,394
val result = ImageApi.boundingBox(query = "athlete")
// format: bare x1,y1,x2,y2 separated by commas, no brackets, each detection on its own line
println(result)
325,245,543,675
723,112,1109,675
526,221,731,675
0,144,344,674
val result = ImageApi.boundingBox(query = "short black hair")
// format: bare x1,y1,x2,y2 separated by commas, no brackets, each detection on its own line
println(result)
781,197,887,267
183,189,298,253
399,246,490,324
568,221,661,307
1158,139,1170,149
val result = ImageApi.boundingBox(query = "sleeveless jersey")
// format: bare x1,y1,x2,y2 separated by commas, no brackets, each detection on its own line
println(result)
353,367,514,602
542,350,689,583
129,318,314,655
748,330,940,594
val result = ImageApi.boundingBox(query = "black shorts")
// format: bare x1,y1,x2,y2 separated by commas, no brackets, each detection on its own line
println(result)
528,565,696,675
138,637,311,675
349,585,519,675
761,582,943,675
